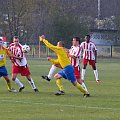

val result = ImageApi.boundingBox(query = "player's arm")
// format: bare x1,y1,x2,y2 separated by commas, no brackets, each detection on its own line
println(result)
47,57,59,65
68,48,76,58
6,48,15,63
6,49,23,60
80,42,83,49
68,54,77,59
94,50,97,63
40,35,60,53
93,44,97,63
69,47,81,59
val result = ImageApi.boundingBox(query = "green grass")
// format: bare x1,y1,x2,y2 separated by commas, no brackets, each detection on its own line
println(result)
0,58,120,120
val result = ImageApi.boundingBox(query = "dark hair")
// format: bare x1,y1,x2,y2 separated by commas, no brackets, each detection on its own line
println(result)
13,36,19,39
73,37,81,44
86,34,90,38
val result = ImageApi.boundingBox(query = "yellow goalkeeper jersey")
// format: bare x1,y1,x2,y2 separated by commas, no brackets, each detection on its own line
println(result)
42,39,71,68
0,47,9,67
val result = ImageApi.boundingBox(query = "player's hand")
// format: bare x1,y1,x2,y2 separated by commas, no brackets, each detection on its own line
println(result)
17,57,23,60
95,59,97,63
39,35,45,41
39,36,43,41
47,57,51,61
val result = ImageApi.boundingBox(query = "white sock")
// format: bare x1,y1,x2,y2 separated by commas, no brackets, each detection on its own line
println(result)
47,65,57,79
28,78,37,89
14,78,24,88
81,82,88,92
81,69,86,81
94,69,99,81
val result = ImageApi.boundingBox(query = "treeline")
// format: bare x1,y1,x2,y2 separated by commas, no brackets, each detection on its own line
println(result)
0,0,120,47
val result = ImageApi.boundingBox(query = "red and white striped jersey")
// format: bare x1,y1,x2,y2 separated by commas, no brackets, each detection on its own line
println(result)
69,45,81,67
80,41,97,60
8,43,27,66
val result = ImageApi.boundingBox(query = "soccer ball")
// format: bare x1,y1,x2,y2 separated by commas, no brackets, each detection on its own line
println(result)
22,44,30,53
3,42,7,48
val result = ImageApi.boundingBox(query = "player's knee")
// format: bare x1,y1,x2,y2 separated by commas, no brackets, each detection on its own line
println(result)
78,79,83,84
54,74,61,79
54,74,58,79
83,64,87,69
12,77,16,81
83,66,86,69
92,66,96,70
12,78,15,81
72,81,77,86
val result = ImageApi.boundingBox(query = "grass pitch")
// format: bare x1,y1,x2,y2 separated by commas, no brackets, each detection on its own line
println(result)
0,58,120,120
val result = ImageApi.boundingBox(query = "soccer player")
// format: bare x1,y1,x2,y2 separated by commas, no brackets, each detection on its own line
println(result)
0,38,20,92
42,37,89,95
68,37,89,93
8,36,39,92
81,35,100,83
40,35,90,97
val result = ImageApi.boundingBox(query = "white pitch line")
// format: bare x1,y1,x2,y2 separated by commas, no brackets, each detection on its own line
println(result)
0,99,119,111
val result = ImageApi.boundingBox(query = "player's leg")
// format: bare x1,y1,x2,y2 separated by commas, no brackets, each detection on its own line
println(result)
77,78,89,93
67,71,87,94
0,66,11,91
81,59,88,81
41,64,57,81
3,75,17,92
90,61,101,83
69,71,90,97
74,66,89,93
0,66,17,92
54,73,65,95
12,73,24,92
81,64,87,81
72,81,90,97
26,75,39,92
93,67,100,83
72,81,87,93
77,78,90,95
21,66,39,92
65,65,90,97
12,65,24,91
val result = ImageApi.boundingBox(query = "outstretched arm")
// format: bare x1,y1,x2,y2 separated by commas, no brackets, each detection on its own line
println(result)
40,35,60,53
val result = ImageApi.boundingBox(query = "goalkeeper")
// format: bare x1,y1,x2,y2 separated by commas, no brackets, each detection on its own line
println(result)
40,35,90,97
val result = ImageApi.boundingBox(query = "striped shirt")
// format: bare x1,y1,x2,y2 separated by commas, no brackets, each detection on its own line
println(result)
80,41,97,60
8,43,27,66
69,45,81,67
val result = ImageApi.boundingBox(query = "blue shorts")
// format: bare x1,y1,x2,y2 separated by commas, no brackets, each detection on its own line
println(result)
0,66,8,77
58,65,76,82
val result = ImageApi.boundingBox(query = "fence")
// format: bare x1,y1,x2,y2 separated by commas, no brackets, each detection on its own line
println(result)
97,45,120,57
28,45,120,58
